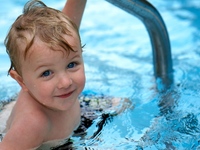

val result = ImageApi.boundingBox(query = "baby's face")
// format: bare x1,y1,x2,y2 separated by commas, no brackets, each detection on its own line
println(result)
20,31,85,111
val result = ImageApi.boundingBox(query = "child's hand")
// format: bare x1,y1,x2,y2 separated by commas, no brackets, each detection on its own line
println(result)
108,97,134,115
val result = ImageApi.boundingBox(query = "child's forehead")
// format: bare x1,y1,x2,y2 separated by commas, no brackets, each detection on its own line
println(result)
27,34,80,57
30,44,66,59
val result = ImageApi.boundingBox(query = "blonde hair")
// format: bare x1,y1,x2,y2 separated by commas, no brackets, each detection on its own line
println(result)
4,0,81,75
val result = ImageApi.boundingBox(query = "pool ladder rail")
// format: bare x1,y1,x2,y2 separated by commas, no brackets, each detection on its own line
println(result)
105,0,173,91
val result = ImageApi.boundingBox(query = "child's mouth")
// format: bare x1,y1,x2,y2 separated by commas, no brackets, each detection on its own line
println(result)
56,91,74,98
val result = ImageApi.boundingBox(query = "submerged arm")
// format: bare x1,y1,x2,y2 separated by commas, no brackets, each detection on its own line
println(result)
62,0,87,29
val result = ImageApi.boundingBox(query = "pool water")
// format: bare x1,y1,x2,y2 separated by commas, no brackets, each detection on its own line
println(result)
1,0,200,149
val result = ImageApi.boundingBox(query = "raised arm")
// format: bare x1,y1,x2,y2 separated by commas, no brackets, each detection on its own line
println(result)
62,0,87,29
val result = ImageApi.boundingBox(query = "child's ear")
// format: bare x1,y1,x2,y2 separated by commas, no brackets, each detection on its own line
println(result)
9,70,28,91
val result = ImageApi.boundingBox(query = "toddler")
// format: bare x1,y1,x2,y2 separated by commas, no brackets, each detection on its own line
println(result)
0,0,85,149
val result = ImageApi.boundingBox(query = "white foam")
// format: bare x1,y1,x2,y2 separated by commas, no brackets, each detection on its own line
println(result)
0,101,15,133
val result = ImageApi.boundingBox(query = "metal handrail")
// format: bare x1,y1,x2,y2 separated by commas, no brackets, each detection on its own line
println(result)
105,0,173,91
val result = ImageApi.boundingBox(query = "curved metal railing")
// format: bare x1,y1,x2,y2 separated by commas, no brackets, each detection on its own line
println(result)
105,0,173,91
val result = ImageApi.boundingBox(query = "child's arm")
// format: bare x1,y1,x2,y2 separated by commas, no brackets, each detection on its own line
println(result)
62,0,87,29
0,112,49,150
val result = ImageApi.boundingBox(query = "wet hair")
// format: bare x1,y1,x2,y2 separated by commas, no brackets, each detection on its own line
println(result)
4,0,81,76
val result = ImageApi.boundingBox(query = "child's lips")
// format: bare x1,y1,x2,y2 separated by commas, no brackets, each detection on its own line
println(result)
56,91,74,98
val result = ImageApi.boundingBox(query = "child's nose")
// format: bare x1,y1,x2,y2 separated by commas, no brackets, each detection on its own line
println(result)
57,73,72,89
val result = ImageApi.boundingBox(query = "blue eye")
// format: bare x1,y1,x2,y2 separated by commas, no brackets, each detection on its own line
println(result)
68,62,76,69
42,70,51,77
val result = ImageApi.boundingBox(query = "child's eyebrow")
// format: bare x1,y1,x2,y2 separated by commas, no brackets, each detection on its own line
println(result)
34,63,53,72
34,54,81,71
71,54,81,59
68,52,81,59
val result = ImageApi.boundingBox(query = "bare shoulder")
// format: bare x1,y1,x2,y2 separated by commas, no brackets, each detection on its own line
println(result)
0,107,50,149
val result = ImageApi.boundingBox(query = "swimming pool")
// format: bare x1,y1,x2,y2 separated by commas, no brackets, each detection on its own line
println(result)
0,0,200,149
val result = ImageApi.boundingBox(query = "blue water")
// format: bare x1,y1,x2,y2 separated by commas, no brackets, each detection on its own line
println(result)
1,0,200,149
